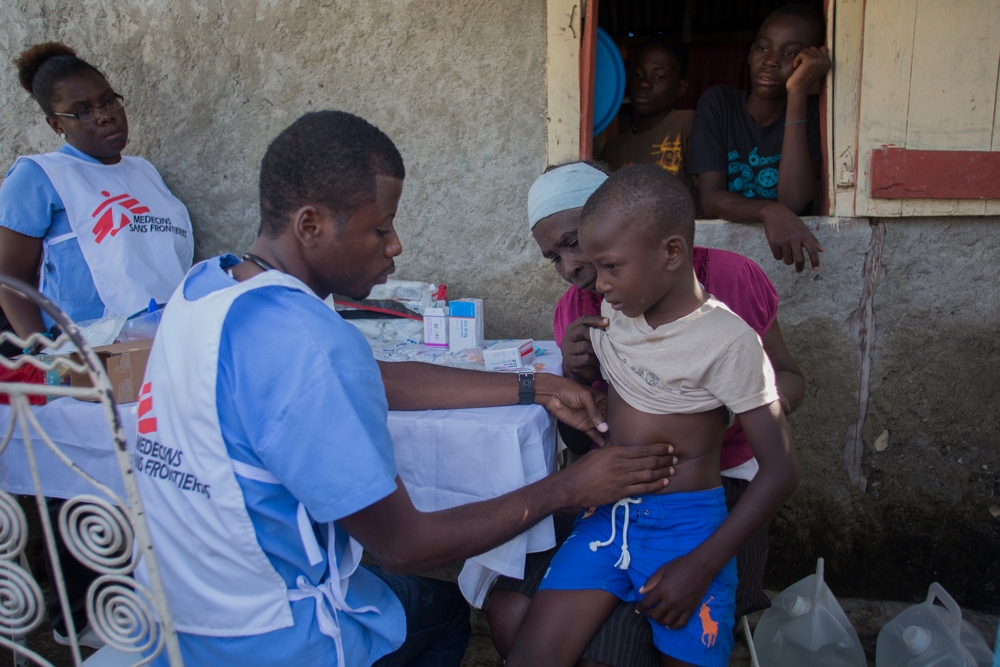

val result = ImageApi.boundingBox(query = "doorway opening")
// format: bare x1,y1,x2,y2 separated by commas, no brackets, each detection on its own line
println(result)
585,0,829,213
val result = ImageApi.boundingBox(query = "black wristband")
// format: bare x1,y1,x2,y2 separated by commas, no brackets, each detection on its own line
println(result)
518,372,535,405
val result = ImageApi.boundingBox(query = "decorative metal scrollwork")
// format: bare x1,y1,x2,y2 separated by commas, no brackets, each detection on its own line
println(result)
0,490,28,559
59,495,135,575
0,274,182,665
0,559,45,637
87,575,163,663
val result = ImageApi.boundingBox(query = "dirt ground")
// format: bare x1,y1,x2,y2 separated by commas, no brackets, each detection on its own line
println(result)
6,519,996,667
4,590,994,667
459,596,999,667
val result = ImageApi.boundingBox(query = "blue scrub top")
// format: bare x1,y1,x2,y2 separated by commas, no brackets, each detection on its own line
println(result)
150,255,405,667
0,144,106,329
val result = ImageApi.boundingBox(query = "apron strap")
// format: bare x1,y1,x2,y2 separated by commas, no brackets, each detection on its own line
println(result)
45,232,78,246
230,459,324,567
287,576,380,667
230,458,280,484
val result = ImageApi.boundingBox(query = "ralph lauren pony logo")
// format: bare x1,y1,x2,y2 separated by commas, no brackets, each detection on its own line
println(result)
137,382,157,435
91,190,150,244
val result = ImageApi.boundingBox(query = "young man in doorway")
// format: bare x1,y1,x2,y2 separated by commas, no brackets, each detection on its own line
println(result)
687,4,831,273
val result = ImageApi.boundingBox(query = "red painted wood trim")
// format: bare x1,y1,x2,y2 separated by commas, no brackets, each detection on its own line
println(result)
579,0,598,159
819,0,832,215
870,147,1000,199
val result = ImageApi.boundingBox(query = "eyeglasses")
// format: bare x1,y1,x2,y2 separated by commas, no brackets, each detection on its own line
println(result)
51,94,125,123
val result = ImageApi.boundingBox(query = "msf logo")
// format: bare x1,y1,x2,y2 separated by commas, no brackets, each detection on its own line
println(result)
137,382,157,435
91,191,150,244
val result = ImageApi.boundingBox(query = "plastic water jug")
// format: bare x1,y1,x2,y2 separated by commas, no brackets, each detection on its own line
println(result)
876,582,993,667
753,558,866,667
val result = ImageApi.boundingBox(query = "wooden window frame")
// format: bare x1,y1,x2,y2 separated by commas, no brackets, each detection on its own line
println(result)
837,0,1000,217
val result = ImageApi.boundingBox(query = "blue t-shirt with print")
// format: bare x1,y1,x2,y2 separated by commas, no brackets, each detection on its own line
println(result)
150,255,405,667
688,85,821,201
0,144,106,329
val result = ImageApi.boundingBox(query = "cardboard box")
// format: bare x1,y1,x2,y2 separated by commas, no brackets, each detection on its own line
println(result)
484,339,535,372
70,339,153,404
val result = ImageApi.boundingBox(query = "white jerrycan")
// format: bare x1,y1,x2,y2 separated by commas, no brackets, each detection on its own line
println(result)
753,558,867,667
876,582,993,667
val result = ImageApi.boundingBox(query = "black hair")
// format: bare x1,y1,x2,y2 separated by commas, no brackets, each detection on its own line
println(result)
762,3,826,47
580,164,695,246
634,35,689,79
14,42,104,115
543,159,610,175
258,111,406,238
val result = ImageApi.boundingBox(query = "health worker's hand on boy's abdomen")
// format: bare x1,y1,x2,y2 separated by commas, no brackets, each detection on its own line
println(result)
558,443,677,510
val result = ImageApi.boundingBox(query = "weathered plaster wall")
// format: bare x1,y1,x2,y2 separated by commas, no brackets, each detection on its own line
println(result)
0,0,561,339
1,2,997,610
698,218,1000,609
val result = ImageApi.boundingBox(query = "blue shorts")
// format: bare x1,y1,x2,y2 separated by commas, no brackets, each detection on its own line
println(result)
538,487,737,667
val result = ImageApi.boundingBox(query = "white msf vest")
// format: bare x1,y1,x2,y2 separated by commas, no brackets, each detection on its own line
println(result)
133,264,382,665
20,151,194,317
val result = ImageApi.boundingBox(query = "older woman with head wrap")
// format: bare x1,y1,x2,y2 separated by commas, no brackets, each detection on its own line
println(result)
486,162,806,667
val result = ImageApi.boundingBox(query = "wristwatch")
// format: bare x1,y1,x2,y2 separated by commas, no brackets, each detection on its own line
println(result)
518,372,535,405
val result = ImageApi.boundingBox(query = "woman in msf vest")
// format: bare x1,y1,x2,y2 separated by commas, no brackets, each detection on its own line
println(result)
0,42,194,651
0,42,194,339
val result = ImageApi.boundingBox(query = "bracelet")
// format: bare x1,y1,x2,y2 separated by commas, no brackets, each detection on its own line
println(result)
785,119,807,126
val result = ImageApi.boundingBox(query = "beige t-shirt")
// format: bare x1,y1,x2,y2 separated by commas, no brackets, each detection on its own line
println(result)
591,296,779,416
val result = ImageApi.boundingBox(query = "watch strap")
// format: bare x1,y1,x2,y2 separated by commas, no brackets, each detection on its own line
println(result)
518,372,535,405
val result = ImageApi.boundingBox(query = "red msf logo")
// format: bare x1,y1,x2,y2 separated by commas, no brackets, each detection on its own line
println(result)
91,191,150,244
138,382,157,435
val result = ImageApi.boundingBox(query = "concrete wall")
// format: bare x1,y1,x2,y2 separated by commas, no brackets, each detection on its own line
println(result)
698,218,1000,610
0,0,560,338
1,2,998,610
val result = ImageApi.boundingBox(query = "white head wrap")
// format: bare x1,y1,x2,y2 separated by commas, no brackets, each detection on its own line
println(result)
527,163,608,230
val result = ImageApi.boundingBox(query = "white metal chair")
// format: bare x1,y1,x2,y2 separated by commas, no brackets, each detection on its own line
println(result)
0,276,182,666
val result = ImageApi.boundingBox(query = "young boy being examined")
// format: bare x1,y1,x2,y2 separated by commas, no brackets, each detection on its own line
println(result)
687,4,830,273
599,37,695,197
505,165,800,667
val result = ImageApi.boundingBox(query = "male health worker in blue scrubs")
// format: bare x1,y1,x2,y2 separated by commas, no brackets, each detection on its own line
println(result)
134,110,679,667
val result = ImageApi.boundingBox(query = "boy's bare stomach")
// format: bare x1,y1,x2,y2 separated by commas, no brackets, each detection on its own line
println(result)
607,385,729,495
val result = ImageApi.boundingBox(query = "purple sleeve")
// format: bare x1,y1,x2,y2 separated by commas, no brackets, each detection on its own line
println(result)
704,249,779,336
552,287,581,348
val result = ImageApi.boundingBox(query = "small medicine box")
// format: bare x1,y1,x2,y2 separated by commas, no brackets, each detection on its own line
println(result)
484,339,535,372
449,298,484,352
423,306,449,347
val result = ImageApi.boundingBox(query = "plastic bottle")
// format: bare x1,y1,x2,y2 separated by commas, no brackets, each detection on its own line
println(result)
753,558,867,667
876,582,993,667
118,299,163,342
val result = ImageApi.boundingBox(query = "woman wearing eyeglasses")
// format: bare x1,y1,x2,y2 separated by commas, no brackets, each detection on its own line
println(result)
0,42,193,339
0,42,195,651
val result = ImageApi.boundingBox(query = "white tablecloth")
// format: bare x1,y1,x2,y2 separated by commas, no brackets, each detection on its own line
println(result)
0,342,564,607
